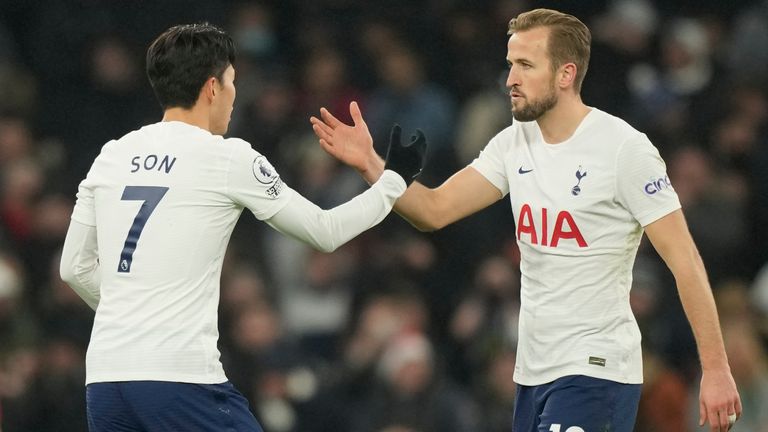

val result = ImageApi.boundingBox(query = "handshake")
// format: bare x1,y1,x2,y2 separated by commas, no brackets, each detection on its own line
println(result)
385,124,427,186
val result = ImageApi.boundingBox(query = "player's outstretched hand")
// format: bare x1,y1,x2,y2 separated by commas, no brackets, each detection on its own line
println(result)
310,101,376,174
384,124,426,186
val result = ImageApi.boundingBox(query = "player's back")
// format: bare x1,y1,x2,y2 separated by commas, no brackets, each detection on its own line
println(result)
79,121,248,384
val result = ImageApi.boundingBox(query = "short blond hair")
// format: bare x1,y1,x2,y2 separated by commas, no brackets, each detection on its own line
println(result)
508,8,591,93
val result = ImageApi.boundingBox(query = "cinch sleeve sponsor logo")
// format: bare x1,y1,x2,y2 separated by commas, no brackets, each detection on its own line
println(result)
643,175,673,195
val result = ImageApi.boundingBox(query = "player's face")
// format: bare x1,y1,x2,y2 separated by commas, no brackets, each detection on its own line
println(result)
210,65,236,135
505,27,558,122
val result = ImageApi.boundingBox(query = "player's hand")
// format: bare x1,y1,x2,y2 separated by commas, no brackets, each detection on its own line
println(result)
310,101,377,175
384,124,427,186
699,368,741,431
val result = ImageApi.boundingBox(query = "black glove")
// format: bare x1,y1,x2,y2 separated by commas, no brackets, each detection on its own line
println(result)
384,124,427,186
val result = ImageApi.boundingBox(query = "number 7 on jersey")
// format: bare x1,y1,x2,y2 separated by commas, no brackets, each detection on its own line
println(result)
118,186,169,273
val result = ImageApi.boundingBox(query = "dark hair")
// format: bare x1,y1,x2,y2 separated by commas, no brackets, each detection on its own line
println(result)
146,23,236,110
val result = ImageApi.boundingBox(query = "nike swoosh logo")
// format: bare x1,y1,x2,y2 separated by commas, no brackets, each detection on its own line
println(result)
518,167,534,174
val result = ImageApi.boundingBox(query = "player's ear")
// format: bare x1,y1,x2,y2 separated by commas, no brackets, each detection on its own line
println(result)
203,76,217,101
558,62,577,89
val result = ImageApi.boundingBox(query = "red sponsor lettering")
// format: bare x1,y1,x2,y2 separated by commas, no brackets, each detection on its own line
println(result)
516,204,588,248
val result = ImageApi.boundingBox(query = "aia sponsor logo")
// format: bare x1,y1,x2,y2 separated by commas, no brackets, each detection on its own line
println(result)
516,204,588,248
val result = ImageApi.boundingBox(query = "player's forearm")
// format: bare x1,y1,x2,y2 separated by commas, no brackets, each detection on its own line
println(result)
392,182,445,232
674,253,729,371
354,151,440,231
645,211,730,371
266,170,406,252
60,220,101,310
69,264,101,311
395,166,502,232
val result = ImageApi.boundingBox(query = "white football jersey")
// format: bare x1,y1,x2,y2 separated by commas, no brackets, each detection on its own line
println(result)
471,108,680,386
72,121,298,384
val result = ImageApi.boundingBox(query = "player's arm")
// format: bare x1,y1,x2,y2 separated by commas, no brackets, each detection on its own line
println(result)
389,167,502,231
60,219,101,310
310,102,503,231
644,210,741,431
265,170,406,252
238,126,424,252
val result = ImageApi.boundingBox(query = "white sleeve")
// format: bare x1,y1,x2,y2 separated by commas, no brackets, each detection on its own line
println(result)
71,165,98,227
226,140,294,220
469,128,511,197
265,170,407,252
615,135,681,227
60,219,101,310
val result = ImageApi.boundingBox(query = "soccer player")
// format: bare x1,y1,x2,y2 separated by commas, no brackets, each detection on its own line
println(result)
59,23,425,432
310,8,741,432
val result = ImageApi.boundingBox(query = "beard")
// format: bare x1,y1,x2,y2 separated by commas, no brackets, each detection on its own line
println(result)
511,82,558,122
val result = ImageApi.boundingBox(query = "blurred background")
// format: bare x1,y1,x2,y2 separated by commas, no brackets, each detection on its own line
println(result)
1,0,768,430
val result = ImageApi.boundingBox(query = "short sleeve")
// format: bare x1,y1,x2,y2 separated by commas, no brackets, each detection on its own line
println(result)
226,139,294,220
615,135,681,227
469,130,511,196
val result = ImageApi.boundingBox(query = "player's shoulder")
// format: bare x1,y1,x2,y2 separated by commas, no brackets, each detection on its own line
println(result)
487,121,525,150
89,126,146,167
588,110,663,164
496,122,519,138
220,137,269,170
98,122,172,153
222,136,257,154
588,108,647,143
101,126,145,151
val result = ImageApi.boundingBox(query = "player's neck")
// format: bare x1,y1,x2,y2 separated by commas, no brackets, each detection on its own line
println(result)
536,95,591,145
162,106,212,132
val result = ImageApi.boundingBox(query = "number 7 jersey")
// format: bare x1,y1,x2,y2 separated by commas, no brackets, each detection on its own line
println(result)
470,108,681,386
71,121,294,385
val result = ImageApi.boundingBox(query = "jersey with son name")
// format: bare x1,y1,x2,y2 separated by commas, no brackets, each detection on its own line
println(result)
470,108,680,386
72,121,294,385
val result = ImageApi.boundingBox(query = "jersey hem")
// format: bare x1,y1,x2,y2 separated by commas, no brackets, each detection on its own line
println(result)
514,367,643,386
86,372,228,386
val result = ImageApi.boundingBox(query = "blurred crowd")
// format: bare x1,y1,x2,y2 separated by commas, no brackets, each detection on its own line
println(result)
2,0,768,431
